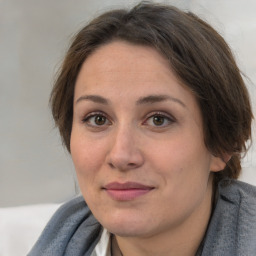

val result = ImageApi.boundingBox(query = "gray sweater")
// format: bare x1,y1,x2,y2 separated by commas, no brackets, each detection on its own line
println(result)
28,179,256,256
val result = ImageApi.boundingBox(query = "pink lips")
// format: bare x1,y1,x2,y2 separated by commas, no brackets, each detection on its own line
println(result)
103,182,154,201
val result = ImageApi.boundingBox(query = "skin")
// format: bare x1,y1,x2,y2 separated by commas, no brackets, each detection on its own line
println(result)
70,41,226,256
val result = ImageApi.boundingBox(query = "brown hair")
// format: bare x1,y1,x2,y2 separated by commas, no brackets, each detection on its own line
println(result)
50,1,253,185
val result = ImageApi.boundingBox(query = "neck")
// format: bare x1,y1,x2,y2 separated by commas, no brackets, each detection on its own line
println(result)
115,176,214,256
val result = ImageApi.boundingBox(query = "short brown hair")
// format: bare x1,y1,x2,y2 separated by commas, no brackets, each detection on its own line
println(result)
50,2,253,185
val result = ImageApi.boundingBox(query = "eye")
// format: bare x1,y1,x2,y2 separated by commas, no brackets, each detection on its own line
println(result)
152,115,166,126
82,112,111,127
144,113,175,127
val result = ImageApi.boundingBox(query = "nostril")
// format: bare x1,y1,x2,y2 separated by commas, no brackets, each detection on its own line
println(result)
128,163,137,167
108,163,115,169
108,159,141,170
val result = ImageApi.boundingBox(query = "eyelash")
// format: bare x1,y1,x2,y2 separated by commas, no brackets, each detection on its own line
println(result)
82,112,111,127
82,111,175,128
143,112,175,127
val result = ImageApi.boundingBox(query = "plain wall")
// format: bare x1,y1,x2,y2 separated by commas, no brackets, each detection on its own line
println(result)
1,0,255,207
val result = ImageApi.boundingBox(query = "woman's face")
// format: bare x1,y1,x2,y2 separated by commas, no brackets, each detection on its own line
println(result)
71,41,224,238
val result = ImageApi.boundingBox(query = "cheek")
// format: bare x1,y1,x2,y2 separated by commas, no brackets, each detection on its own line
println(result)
148,130,211,184
70,130,105,188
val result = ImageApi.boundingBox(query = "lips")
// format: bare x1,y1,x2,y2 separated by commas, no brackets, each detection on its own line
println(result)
103,182,154,201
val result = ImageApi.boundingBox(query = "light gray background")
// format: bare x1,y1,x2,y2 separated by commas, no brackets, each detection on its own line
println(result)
1,0,255,207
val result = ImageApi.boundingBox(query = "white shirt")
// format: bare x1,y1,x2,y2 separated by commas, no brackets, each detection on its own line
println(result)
91,228,111,256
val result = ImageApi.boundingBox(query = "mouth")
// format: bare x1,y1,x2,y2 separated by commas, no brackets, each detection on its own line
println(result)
103,182,154,201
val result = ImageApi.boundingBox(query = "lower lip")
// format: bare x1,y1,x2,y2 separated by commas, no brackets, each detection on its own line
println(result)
105,188,152,201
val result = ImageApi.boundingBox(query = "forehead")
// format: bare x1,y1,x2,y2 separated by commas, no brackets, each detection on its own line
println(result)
75,41,185,95
84,41,170,72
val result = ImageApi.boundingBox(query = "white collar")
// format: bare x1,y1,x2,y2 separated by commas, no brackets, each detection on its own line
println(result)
91,228,111,256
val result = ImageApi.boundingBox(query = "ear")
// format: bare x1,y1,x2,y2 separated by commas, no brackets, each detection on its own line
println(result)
210,154,231,172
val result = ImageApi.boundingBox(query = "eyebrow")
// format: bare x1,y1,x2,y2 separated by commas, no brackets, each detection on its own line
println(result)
75,94,186,108
136,95,186,108
75,95,109,105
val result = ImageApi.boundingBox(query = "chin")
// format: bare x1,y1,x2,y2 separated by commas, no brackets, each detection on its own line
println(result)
98,212,157,238
106,223,151,238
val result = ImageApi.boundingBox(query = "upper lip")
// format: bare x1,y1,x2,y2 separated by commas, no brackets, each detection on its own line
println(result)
104,182,154,190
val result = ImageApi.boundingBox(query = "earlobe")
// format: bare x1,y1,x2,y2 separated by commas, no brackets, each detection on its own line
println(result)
210,154,231,172
222,153,232,163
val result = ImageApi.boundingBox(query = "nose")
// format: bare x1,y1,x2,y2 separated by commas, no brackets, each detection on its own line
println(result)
106,125,144,171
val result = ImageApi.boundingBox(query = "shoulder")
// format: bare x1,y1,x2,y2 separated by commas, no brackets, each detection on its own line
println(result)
217,179,256,230
218,179,256,200
28,196,103,256
39,196,100,235
201,179,256,255
218,179,256,205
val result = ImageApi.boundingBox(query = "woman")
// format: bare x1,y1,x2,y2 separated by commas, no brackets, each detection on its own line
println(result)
29,2,255,255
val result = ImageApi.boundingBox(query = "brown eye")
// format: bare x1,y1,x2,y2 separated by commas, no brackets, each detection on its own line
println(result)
153,116,165,126
94,115,106,125
83,113,111,127
143,112,175,128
